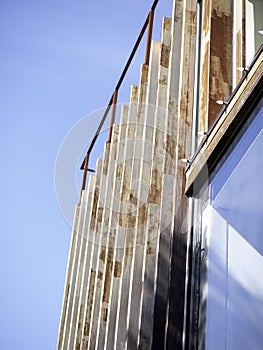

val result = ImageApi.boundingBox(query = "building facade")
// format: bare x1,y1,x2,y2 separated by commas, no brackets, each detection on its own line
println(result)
57,1,263,349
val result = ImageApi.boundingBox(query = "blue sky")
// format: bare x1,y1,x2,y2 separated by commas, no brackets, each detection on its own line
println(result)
0,1,172,349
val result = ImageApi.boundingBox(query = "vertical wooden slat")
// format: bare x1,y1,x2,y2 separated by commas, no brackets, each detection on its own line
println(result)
104,85,139,350
208,0,233,126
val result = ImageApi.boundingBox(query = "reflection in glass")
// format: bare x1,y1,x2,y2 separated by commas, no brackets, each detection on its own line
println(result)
205,105,263,349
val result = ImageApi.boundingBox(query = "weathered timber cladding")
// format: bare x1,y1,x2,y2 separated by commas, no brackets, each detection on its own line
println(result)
208,1,233,126
57,0,254,348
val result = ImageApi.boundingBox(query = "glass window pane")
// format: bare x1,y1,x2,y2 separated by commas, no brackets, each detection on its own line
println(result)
206,104,263,349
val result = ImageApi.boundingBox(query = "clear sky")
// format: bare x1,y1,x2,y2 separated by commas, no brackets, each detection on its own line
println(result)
0,1,172,349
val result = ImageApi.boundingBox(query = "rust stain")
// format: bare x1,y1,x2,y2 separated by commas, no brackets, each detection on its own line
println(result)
97,271,103,280
131,85,139,103
209,8,232,126
177,144,185,160
163,17,172,32
103,144,110,175
103,209,110,226
102,261,112,303
180,90,192,129
141,64,148,79
84,270,96,336
127,211,136,228
186,9,196,29
201,45,209,102
159,74,168,85
146,245,154,255
102,307,108,322
116,163,123,180
160,44,170,68
113,125,119,144
107,247,114,261
120,180,130,201
75,304,84,350
173,0,182,22
129,193,138,205
125,246,133,256
118,212,124,227
138,203,147,226
90,217,96,232
199,42,210,133
100,248,106,262
97,206,104,222
149,168,161,204
84,320,90,337
211,10,233,82
140,64,149,92
165,134,177,160
114,261,122,278
203,0,211,34
91,190,99,230
168,97,176,116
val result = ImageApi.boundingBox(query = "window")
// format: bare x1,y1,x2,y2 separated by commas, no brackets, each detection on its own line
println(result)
188,100,263,349
246,0,263,64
